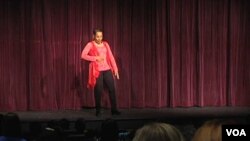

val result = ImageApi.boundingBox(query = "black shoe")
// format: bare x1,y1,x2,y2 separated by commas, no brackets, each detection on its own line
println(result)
111,110,121,115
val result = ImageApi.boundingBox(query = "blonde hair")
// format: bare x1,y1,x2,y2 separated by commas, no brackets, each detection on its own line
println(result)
192,120,222,141
133,122,185,141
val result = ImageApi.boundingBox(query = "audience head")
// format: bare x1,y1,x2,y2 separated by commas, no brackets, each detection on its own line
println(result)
75,118,86,133
192,119,224,141
59,118,70,130
42,120,65,141
1,112,22,137
0,114,3,134
47,120,59,129
29,122,42,135
132,122,185,141
100,118,119,141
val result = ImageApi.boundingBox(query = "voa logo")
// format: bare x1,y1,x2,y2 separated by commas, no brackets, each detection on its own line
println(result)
226,129,246,136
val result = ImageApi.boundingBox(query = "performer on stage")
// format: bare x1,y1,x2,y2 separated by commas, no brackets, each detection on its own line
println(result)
81,29,121,116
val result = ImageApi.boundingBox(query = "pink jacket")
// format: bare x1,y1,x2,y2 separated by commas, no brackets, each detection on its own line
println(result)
81,41,118,88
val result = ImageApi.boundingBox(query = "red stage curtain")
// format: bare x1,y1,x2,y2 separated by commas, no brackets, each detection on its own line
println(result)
0,0,249,111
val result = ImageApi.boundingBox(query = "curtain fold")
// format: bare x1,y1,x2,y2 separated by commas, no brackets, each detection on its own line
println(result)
0,0,249,111
197,0,229,106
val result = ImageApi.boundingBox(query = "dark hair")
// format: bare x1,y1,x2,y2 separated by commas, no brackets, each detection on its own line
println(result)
75,118,86,133
0,114,3,134
1,112,22,137
47,120,60,129
29,122,42,135
101,118,119,141
93,28,103,35
58,118,70,130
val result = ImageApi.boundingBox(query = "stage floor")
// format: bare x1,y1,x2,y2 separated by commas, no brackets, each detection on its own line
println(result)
1,107,249,122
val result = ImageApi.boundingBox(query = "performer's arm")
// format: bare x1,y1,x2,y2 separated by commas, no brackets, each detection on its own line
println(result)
106,43,118,73
81,43,96,62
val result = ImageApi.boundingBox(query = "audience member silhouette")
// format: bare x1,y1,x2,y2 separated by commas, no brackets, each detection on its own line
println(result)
100,118,119,141
0,113,27,141
59,118,70,131
26,122,43,141
74,118,86,134
0,114,3,135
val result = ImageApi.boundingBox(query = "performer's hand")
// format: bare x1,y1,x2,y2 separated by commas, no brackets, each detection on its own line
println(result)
114,71,119,79
95,56,104,62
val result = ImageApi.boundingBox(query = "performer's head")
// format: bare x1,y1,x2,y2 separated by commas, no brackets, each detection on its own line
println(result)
93,28,103,44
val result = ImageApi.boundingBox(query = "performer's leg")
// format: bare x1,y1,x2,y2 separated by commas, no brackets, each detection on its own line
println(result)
94,72,103,116
103,70,120,115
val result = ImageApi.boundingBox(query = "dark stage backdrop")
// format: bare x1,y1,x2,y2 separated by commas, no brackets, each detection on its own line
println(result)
0,0,249,111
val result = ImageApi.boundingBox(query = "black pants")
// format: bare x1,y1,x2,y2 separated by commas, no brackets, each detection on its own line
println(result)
94,70,117,111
